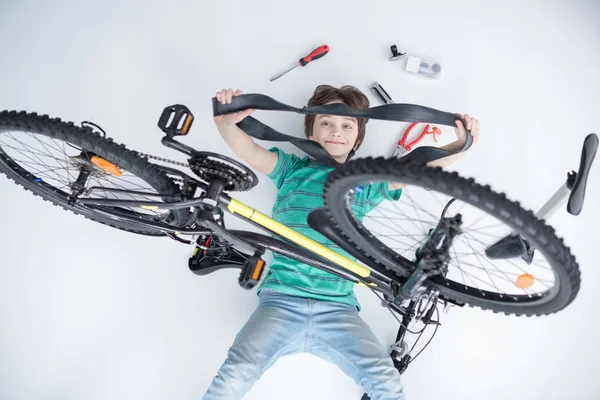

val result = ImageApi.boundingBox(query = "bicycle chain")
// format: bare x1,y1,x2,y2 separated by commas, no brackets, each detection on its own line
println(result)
137,152,256,191
137,152,189,184
137,152,190,168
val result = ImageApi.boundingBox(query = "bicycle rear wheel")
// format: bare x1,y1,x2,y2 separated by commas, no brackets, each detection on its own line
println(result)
323,158,580,316
0,110,188,235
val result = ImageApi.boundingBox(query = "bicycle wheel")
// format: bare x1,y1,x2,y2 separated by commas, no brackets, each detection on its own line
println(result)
0,110,188,235
323,158,580,316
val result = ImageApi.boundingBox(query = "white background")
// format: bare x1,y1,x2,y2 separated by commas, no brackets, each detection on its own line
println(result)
1,1,599,399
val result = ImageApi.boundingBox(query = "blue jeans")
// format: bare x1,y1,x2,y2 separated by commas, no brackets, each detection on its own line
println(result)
203,289,405,400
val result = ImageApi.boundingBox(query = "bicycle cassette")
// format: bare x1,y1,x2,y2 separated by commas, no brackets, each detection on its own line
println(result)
188,152,258,191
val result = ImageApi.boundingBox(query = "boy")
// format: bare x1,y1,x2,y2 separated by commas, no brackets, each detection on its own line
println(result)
204,85,479,400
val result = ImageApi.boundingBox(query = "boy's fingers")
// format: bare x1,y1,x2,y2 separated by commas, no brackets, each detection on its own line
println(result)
235,89,243,96
463,114,472,130
455,119,464,130
456,113,469,129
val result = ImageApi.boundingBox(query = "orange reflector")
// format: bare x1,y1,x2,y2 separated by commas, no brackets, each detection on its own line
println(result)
91,156,122,176
252,259,265,281
516,273,535,289
182,115,193,134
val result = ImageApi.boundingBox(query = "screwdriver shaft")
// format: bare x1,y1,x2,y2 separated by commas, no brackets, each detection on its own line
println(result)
270,63,299,82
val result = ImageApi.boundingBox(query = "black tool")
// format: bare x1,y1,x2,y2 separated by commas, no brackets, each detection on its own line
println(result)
370,82,394,104
389,44,407,61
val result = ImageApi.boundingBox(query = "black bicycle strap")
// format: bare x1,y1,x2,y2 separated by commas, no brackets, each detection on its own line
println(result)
212,93,473,167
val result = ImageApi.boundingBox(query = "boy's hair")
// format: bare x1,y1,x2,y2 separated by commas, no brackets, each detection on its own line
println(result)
304,85,370,160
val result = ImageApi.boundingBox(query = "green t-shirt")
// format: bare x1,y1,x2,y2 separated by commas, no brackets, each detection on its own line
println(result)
256,147,402,310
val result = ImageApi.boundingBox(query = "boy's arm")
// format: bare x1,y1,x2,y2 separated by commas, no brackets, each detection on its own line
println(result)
214,88,278,175
217,124,278,175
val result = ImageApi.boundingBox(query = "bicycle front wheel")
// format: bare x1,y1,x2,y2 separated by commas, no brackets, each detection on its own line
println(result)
323,158,580,316
0,110,188,235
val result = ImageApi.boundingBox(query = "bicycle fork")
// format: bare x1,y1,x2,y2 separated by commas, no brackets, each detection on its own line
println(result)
392,212,463,306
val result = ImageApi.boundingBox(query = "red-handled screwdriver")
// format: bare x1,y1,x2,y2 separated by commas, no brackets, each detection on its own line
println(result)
270,45,330,82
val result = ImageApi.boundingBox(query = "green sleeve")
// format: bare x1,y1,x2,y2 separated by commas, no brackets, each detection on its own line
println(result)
353,182,402,216
267,147,304,189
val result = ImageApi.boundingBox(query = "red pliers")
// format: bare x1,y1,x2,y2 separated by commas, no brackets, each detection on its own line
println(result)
392,122,442,158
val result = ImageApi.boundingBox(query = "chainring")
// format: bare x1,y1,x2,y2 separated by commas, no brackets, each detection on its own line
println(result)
189,151,258,192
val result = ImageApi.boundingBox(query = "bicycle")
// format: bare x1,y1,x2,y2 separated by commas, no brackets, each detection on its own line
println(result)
0,96,597,391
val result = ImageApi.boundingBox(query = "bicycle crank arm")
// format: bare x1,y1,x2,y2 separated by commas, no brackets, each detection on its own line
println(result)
161,136,197,157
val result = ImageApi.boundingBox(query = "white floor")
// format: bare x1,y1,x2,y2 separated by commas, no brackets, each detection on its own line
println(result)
1,1,599,399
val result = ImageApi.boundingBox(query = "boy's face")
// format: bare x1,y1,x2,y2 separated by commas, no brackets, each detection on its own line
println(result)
309,102,359,163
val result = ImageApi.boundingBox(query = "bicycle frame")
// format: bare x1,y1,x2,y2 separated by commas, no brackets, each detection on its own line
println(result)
78,180,402,297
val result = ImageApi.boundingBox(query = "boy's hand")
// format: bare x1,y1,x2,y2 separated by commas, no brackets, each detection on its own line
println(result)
214,88,255,127
454,113,480,146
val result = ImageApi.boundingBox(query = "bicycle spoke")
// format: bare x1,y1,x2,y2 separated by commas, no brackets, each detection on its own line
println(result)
368,231,417,249
101,176,155,202
366,214,434,226
459,230,548,276
429,190,447,209
89,176,163,217
462,226,512,240
3,133,66,183
0,140,66,161
401,189,441,222
459,236,504,294
369,230,426,252
14,161,71,187
365,209,421,235
107,174,155,192
451,258,553,288
465,209,488,230
1,130,173,222
367,207,425,243
57,138,74,182
451,246,470,289
26,131,64,154
456,232,537,291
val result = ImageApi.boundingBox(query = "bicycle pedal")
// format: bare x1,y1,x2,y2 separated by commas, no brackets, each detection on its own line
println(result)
158,104,194,138
238,254,266,290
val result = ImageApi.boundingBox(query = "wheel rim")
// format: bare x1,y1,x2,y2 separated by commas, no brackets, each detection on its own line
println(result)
337,178,560,303
0,128,176,223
